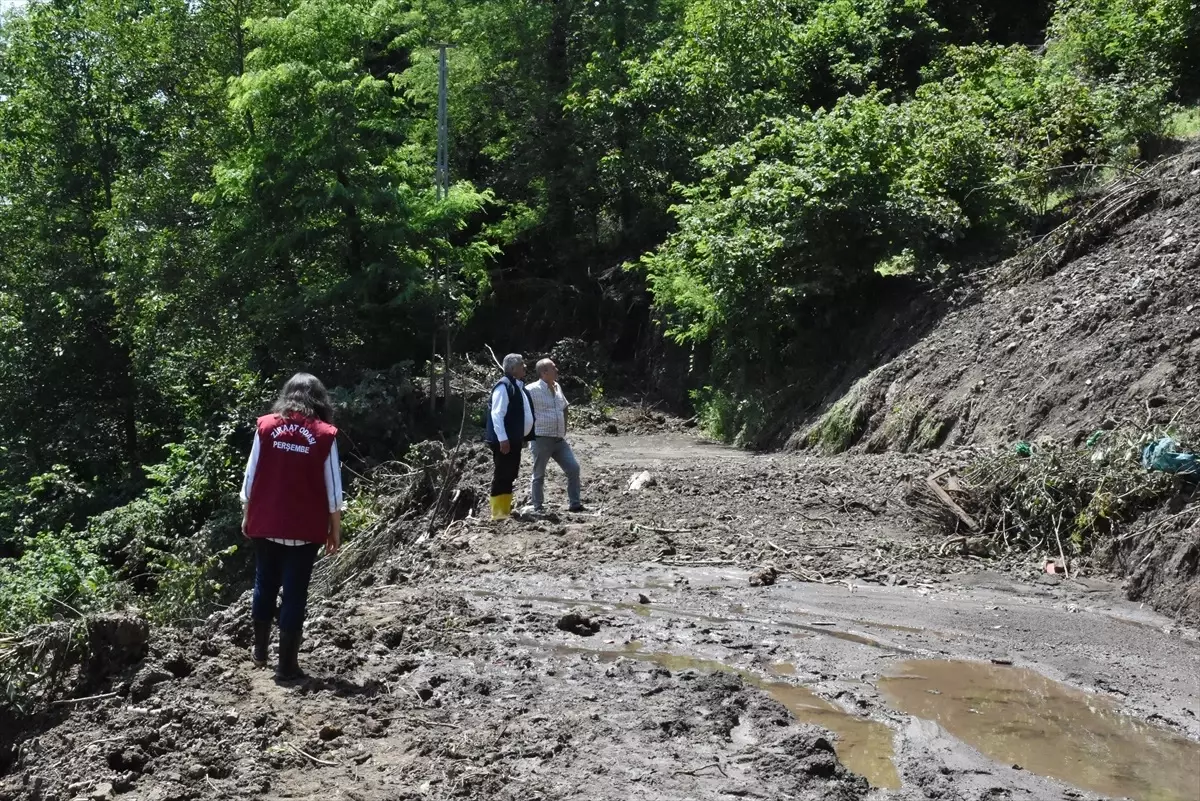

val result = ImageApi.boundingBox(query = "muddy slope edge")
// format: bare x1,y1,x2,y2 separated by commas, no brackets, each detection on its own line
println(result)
790,149,1200,624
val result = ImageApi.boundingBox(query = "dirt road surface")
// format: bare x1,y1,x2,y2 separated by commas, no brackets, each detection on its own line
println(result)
4,431,1199,801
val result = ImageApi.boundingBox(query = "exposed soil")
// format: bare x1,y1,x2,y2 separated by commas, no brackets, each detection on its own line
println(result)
791,149,1200,457
787,148,1200,627
4,432,1198,801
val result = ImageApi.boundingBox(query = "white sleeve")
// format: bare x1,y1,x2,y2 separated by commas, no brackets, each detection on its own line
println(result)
325,440,344,513
491,383,510,442
240,433,262,504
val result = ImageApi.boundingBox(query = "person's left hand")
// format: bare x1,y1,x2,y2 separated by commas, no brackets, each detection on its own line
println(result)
326,527,341,556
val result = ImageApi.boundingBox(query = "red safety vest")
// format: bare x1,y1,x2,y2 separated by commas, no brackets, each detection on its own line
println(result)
244,414,338,544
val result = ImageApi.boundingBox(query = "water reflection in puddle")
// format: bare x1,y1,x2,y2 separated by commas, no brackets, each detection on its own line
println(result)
880,660,1200,801
559,644,900,789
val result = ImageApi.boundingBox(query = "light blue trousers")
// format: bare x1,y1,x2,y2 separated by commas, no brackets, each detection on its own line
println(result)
530,436,581,509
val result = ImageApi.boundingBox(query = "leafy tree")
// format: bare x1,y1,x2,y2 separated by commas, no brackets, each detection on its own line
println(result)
639,91,1014,361
204,0,497,377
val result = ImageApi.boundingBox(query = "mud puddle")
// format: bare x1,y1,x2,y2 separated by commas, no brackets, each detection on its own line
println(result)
880,659,1200,801
558,642,900,789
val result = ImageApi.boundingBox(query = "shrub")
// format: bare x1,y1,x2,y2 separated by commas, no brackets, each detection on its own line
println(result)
0,531,116,635
640,91,1014,357
86,423,245,622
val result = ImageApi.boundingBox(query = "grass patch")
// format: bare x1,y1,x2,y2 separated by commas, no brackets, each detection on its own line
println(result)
691,385,766,446
802,378,878,455
1168,106,1200,140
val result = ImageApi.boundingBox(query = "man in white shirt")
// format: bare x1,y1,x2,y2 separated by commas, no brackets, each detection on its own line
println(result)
526,358,583,514
485,353,534,519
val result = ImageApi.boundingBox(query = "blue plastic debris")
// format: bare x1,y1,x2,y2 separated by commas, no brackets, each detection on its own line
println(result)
1141,437,1199,475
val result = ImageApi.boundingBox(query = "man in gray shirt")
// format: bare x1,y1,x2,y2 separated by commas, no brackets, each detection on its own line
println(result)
525,358,584,513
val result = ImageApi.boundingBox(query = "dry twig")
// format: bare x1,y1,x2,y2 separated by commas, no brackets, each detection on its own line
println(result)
286,741,340,767
673,762,728,778
51,692,118,706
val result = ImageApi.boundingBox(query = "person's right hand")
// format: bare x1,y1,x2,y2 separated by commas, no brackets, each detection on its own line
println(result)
499,439,511,454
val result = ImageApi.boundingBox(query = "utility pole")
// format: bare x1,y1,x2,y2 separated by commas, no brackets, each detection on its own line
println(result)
431,44,453,412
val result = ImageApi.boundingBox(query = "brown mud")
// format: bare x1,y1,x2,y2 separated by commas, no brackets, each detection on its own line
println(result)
4,431,1198,801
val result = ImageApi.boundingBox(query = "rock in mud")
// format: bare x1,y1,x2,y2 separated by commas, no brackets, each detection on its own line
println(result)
750,566,779,587
628,471,655,491
556,612,600,636
130,665,173,702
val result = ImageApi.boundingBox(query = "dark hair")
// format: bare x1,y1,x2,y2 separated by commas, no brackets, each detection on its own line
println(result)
270,372,335,424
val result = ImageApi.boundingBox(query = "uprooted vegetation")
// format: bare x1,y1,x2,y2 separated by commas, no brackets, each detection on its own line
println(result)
906,426,1200,621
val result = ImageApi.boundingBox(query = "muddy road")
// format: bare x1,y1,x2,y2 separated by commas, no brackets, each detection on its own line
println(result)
4,431,1199,801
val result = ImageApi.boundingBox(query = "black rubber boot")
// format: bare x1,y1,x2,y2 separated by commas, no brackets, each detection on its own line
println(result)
252,619,271,667
276,629,304,681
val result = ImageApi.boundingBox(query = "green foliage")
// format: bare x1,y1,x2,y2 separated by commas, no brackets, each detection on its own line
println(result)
803,380,877,454
146,543,239,625
1046,0,1195,88
0,0,504,643
329,364,422,466
204,0,499,371
1169,106,1200,138
620,0,942,178
638,0,1192,422
0,532,115,634
640,90,1014,354
691,386,766,445
86,423,245,619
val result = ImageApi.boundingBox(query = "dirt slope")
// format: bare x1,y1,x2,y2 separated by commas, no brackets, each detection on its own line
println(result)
791,150,1200,455
786,148,1200,626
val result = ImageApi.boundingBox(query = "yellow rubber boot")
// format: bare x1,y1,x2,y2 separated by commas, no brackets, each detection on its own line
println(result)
490,494,512,520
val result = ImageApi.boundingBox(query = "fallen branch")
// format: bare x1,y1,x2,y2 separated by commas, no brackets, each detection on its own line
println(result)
634,523,701,535
426,390,470,537
384,713,462,730
924,475,979,531
939,536,967,556
484,344,504,371
655,559,736,567
1052,512,1071,580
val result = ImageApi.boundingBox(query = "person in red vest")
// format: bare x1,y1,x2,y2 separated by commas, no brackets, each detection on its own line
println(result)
239,373,344,680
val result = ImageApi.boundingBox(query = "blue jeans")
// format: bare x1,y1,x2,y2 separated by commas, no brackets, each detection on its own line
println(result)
530,437,581,510
252,539,321,632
